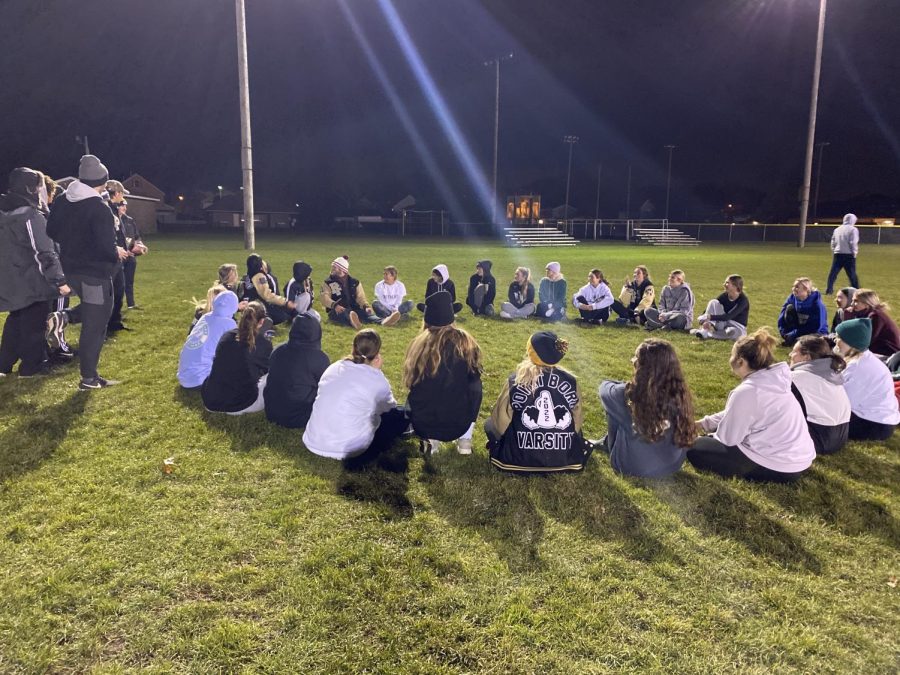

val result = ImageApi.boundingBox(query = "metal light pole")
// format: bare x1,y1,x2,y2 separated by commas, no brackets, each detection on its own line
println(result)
625,164,632,219
563,135,579,220
485,53,513,225
664,144,676,222
798,0,827,248
235,0,255,250
594,163,603,219
813,141,830,222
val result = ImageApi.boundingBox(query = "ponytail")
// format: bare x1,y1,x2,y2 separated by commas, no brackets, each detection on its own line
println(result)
346,329,381,364
237,301,266,352
794,334,846,372
732,327,778,371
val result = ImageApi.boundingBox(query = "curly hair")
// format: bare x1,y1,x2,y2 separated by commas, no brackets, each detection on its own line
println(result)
625,339,696,447
403,325,482,389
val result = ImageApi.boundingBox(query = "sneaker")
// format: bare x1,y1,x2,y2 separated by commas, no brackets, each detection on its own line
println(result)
428,439,441,455
348,311,362,330
724,326,738,340
381,310,401,327
499,311,512,320
46,311,68,351
544,305,554,318
691,329,710,340
78,376,121,391
615,317,630,326
127,305,142,310
456,438,473,455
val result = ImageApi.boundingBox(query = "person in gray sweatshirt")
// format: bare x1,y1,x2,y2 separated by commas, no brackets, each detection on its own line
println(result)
644,269,694,331
825,213,860,294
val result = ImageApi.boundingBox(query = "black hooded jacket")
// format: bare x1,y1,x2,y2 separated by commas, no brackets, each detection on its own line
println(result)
466,260,496,314
46,179,119,278
239,254,276,303
264,315,330,428
284,261,313,305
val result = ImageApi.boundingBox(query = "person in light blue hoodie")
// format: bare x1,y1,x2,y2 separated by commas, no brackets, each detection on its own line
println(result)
777,277,828,346
177,289,239,388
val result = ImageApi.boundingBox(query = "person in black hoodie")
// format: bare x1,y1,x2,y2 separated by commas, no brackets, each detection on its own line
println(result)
238,254,294,324
283,260,320,321
466,260,497,316
263,313,330,428
105,181,132,332
403,290,483,454
424,264,456,301
610,265,656,325
46,155,128,390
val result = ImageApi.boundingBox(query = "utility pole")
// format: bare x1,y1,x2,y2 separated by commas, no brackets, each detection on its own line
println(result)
664,145,676,222
484,53,513,225
235,0,255,250
813,141,830,223
798,0,827,248
563,135,579,220
594,164,603,219
625,164,632,219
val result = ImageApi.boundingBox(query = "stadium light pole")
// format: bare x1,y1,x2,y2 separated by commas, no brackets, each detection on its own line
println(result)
664,144,676,221
235,0,255,250
797,0,827,248
563,135,579,220
813,140,830,222
485,53,513,225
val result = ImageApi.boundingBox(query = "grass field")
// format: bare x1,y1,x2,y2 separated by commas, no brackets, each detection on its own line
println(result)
1,234,898,673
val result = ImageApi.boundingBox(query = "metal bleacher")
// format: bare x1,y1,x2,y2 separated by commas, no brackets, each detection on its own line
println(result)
504,226,579,248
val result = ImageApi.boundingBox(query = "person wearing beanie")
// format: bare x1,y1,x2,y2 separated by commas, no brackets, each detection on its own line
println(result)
825,213,860,294
177,289,239,389
691,274,750,341
0,168,70,377
688,328,815,482
424,264,457,302
46,155,128,390
465,260,497,316
571,268,614,325
105,181,132,332
834,318,900,441
848,289,900,357
118,200,146,309
830,286,857,333
776,277,828,346
372,265,410,325
238,254,295,325
404,290,483,454
644,269,695,331
320,255,381,328
537,262,567,322
486,331,591,473
610,265,656,325
283,260,320,321
499,266,536,319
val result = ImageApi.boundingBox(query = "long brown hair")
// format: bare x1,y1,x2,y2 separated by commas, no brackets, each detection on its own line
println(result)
515,266,531,295
237,301,266,352
625,339,696,447
794,334,846,372
403,325,482,388
346,329,381,364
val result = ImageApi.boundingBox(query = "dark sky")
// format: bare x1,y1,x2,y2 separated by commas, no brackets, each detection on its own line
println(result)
1,0,898,221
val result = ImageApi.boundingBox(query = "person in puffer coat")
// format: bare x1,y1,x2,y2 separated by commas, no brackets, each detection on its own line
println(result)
177,290,239,388
264,313,330,428
777,277,828,346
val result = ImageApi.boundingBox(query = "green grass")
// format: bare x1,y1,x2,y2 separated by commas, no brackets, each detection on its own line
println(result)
1,234,898,673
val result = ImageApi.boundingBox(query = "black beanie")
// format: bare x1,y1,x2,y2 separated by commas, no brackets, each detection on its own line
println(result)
528,331,567,365
417,290,461,327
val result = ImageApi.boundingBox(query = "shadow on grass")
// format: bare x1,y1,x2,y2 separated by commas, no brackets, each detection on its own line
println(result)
820,445,900,491
0,391,87,482
336,442,413,519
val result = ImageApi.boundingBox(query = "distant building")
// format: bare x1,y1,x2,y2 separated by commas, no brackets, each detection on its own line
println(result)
204,194,298,230
122,173,173,234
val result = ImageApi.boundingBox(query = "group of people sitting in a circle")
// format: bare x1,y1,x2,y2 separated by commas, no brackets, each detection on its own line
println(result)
176,253,900,483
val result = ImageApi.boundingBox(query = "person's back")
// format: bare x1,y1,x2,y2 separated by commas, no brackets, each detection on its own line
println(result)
46,179,118,279
178,291,238,388
791,359,851,454
843,350,899,425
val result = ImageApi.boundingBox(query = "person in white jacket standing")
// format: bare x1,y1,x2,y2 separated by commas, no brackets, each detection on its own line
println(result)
303,329,407,460
688,328,815,482
825,213,860,294
572,269,614,325
834,318,899,441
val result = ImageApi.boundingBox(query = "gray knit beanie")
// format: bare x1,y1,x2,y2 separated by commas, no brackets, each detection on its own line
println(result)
78,155,109,187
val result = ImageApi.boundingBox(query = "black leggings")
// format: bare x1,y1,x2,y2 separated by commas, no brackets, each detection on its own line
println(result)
687,435,806,483
0,301,49,375
848,413,895,441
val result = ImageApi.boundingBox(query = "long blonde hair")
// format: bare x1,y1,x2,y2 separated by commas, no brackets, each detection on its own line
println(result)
853,288,889,312
403,325,482,388
513,359,545,392
515,266,531,295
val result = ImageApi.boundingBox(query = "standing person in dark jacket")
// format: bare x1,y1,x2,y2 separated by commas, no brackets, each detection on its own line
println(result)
264,313,330,428
105,180,132,332
0,168,71,377
118,201,147,309
610,265,656,325
691,274,750,341
466,260,496,316
777,277,828,346
499,266,535,319
46,155,128,389
403,290,483,454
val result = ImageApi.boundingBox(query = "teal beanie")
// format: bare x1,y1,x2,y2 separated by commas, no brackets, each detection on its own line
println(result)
835,317,872,351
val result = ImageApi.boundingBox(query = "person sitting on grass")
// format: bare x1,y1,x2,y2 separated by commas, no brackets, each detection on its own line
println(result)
284,260,319,321
571,268,614,325
178,289,238,389
201,301,274,415
425,264,456,302
465,260,497,316
263,312,330,429
687,328,815,483
238,254,294,325
847,289,900,358
373,265,412,324
499,266,535,319
610,265,656,325
833,318,900,441
777,277,828,346
788,335,851,455
644,269,694,331
404,290,483,455
536,261,567,322
830,286,856,333
303,329,408,461
691,274,750,341
486,331,591,473
599,338,696,478
320,255,385,329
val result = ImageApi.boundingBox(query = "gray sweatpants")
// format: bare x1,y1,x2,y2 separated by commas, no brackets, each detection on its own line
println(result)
698,299,746,341
500,302,535,318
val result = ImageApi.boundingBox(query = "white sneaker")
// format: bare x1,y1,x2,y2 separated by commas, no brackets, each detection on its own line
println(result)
544,305,554,318
428,439,441,454
690,328,710,340
381,310,401,327
499,311,512,319
348,311,362,329
456,438,473,455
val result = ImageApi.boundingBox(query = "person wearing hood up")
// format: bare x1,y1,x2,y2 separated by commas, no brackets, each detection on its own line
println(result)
425,264,456,302
264,313,330,428
777,277,828,346
788,335,851,455
239,254,294,325
46,155,129,390
537,262,567,322
830,286,856,333
177,289,239,388
687,328,815,482
825,213,860,294
571,268,614,325
373,265,410,324
284,260,320,321
0,168,70,377
465,260,496,316
644,269,694,331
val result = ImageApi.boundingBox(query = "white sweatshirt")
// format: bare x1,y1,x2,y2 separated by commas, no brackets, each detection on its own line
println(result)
302,360,397,459
700,362,815,473
842,350,900,425
571,281,614,310
374,279,407,312
790,359,852,426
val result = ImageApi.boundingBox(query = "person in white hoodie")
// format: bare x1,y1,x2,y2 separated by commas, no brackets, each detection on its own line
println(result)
303,329,407,460
788,334,851,454
834,318,900,441
825,213,860,294
572,268,614,325
424,264,456,302
688,328,815,482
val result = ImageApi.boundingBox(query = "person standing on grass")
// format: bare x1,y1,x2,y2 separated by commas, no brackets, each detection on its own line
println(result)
537,261,567,322
303,329,408,461
284,260,320,321
321,255,391,328
425,264,457,302
847,289,900,358
830,287,857,333
833,318,900,441
825,213,860,294
644,269,694,331
788,335,851,455
571,268,614,325
404,290,483,455
691,274,750,341
599,339,696,478
687,328,815,483
0,168,70,378
610,265,656,325
239,254,294,325
499,266,535,319
465,260,497,316
46,155,128,390
118,200,147,310
177,289,239,389
373,265,413,322
104,180,132,333
777,277,828,346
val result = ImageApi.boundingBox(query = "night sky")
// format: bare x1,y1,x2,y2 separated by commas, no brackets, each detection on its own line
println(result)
1,0,898,222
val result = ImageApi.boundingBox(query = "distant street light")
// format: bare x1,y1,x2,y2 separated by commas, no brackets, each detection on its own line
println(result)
797,0,827,248
813,141,830,222
563,135,579,220
217,185,223,199
664,145,676,222
484,53,513,225
235,0,255,250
